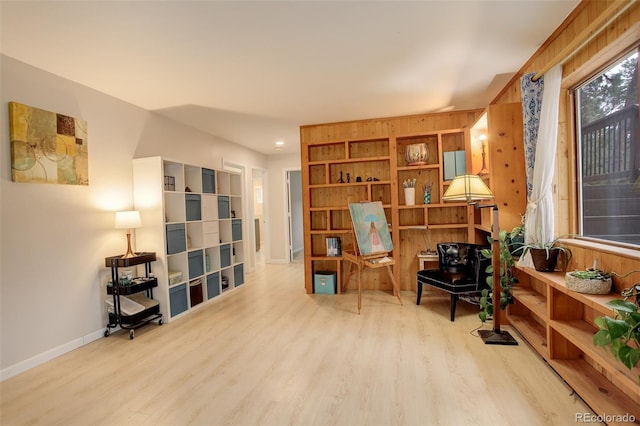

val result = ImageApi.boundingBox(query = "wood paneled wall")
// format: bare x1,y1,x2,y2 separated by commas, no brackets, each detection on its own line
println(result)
494,0,640,236
492,1,640,280
300,110,483,143
563,239,640,293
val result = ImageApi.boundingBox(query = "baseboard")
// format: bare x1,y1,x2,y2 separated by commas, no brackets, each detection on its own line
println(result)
0,328,105,382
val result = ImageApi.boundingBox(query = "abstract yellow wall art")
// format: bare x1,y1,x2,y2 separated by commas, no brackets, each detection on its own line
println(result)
9,102,88,185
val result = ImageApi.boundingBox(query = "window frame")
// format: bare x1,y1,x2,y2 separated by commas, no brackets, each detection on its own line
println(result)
571,45,640,250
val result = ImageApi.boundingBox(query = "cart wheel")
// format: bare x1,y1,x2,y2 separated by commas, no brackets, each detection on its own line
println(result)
159,319,163,326
129,330,135,340
104,329,110,337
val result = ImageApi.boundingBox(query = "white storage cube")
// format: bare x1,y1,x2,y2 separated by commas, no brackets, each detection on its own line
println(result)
203,220,219,234
202,195,218,221
203,220,219,247
204,232,220,247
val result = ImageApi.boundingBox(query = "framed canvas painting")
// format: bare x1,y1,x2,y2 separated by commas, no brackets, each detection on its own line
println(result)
9,101,88,185
348,201,393,256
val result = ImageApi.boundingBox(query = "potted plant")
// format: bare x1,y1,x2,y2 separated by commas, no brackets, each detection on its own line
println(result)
593,287,640,384
478,229,519,323
566,268,613,294
516,235,572,272
507,216,525,256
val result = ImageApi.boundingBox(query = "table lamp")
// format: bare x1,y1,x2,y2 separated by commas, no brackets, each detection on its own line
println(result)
442,174,518,345
115,210,141,258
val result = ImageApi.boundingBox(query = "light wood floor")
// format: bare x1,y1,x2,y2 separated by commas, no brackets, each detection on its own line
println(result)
1,262,597,426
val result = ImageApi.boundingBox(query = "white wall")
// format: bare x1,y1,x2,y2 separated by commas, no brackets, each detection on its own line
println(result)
266,154,302,263
0,55,270,378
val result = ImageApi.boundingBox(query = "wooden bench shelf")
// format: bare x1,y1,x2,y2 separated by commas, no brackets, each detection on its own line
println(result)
507,315,547,358
549,359,640,425
511,266,640,424
512,286,547,318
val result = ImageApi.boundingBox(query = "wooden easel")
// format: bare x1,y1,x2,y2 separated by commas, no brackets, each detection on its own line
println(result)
342,217,403,314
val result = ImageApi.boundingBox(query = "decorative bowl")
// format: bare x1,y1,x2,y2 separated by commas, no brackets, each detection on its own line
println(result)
405,143,429,165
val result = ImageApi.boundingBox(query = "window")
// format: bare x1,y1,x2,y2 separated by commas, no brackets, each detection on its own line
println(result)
574,48,640,247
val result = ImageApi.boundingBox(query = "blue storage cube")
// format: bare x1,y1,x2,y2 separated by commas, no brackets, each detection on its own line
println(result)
185,194,201,221
220,244,231,268
166,224,186,254
218,196,230,219
234,264,244,287
170,283,188,317
314,271,336,294
202,168,216,194
188,250,204,279
232,219,242,241
207,272,220,299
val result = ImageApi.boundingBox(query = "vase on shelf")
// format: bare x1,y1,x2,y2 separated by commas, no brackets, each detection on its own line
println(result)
423,184,432,204
404,187,416,206
423,189,431,204
405,143,429,166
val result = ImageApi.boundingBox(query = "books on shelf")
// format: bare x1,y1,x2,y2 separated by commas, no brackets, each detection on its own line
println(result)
325,237,342,256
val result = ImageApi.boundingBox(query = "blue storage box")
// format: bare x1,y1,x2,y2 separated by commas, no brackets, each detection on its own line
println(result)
207,272,220,299
188,250,204,279
166,224,186,254
185,194,202,221
314,271,337,294
218,196,230,219
169,283,188,317
202,168,216,194
232,219,242,241
234,264,244,287
220,244,231,268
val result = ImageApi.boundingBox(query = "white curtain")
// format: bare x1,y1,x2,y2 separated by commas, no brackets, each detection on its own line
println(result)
519,64,563,267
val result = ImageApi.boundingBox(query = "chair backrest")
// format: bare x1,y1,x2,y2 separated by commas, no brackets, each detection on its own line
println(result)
437,242,491,287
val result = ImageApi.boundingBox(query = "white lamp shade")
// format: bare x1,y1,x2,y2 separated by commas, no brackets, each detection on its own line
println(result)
442,174,494,203
115,210,141,229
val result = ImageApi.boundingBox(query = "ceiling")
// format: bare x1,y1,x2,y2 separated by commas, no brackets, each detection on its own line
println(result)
0,1,579,156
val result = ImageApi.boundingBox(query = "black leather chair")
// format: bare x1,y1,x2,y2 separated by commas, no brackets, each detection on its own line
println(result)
416,243,491,321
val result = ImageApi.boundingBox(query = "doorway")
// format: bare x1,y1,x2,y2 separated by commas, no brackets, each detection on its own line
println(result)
287,170,303,262
253,168,267,266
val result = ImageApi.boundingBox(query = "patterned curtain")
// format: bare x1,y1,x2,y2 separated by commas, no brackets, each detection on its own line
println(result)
521,72,544,198
518,65,563,267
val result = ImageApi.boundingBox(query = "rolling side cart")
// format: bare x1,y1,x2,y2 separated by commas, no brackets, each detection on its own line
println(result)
104,252,163,339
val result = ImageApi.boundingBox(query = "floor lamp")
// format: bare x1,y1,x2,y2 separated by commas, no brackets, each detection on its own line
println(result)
442,174,518,345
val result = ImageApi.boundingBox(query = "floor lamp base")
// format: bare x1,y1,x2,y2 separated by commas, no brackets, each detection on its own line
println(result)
478,329,518,345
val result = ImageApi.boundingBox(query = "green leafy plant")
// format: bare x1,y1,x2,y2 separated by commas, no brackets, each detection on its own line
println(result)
509,215,525,240
570,269,613,280
507,216,525,256
479,229,519,323
515,234,573,272
516,234,573,260
593,297,640,384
